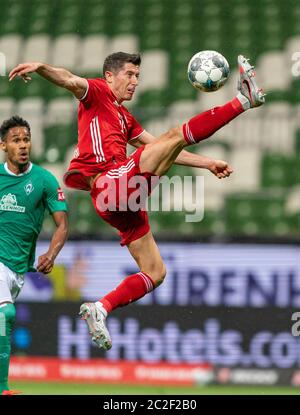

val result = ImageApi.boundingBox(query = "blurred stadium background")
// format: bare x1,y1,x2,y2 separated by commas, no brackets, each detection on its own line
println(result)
1,0,300,395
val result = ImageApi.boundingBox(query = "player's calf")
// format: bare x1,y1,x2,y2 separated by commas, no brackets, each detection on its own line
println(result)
80,272,159,350
0,303,16,394
145,263,167,287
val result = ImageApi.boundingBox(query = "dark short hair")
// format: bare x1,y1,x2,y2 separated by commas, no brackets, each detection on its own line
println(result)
103,52,141,77
0,115,31,141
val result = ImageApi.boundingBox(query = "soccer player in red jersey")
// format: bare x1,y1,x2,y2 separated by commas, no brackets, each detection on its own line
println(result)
9,52,265,350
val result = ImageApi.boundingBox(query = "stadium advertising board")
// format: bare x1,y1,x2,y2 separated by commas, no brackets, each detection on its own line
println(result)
14,242,300,385
11,303,300,386
20,242,300,308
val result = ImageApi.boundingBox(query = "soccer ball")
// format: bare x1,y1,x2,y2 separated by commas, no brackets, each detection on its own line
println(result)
187,50,230,92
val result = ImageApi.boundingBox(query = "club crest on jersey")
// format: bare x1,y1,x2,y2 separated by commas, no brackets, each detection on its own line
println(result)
24,180,34,195
57,187,65,201
0,193,25,213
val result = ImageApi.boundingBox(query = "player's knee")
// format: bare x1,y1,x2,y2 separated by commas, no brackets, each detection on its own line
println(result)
151,262,167,288
0,302,16,326
166,126,183,142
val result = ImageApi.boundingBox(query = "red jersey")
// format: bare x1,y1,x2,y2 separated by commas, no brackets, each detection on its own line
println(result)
65,78,144,188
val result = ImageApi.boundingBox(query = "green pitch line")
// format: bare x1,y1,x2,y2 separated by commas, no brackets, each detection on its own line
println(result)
10,382,300,395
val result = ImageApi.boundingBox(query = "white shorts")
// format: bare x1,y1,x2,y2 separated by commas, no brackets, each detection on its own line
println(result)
0,262,24,303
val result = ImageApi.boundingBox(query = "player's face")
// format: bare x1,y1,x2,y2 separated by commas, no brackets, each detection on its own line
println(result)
2,126,31,167
107,63,140,102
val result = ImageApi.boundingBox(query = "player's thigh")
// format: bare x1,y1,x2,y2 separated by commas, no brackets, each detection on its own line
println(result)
0,263,24,304
127,230,166,286
139,126,186,176
0,263,13,304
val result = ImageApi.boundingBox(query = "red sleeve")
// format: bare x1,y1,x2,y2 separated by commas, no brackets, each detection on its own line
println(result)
79,78,105,107
128,113,144,142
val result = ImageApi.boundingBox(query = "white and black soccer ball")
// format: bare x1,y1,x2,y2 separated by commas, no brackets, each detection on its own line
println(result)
187,50,230,92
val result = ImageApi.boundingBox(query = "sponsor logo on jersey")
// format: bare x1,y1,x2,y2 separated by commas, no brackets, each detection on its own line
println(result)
57,188,65,201
0,193,25,213
24,180,34,195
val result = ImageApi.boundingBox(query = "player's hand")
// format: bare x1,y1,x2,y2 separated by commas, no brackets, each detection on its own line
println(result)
9,62,42,83
209,159,233,179
37,252,55,274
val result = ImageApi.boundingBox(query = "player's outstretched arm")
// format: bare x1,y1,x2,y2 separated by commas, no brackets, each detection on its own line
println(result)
37,211,68,274
9,62,88,99
173,151,233,179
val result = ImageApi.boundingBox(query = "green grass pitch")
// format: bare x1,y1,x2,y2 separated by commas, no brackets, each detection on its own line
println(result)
10,381,300,395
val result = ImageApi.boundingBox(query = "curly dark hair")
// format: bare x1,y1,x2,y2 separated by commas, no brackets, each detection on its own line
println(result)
0,115,31,141
103,52,141,77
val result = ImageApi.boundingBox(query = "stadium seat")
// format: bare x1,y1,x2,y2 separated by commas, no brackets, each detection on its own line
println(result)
51,35,81,71
16,98,44,158
225,193,286,236
288,77,300,104
80,4,106,36
16,97,44,119
197,85,231,112
1,0,299,239
149,211,187,235
0,77,14,99
285,186,300,216
26,10,52,36
21,35,51,63
229,148,261,192
0,98,15,119
257,51,291,91
67,192,110,235
192,209,224,236
0,34,22,70
294,128,300,154
262,103,294,154
167,100,198,126
0,5,23,36
287,212,300,234
43,82,71,102
137,89,170,111
289,155,300,186
78,35,108,74
109,35,139,54
63,144,77,174
261,153,290,188
139,50,168,92
285,35,300,65
44,124,77,163
191,143,231,210
46,97,77,126
52,0,82,36
40,162,65,188
140,30,165,50
12,74,47,101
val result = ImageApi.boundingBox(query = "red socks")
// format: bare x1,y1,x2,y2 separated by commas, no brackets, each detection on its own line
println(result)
99,272,155,314
183,97,244,145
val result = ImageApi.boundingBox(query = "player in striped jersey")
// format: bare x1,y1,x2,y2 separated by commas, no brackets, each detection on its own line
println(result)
9,52,264,350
